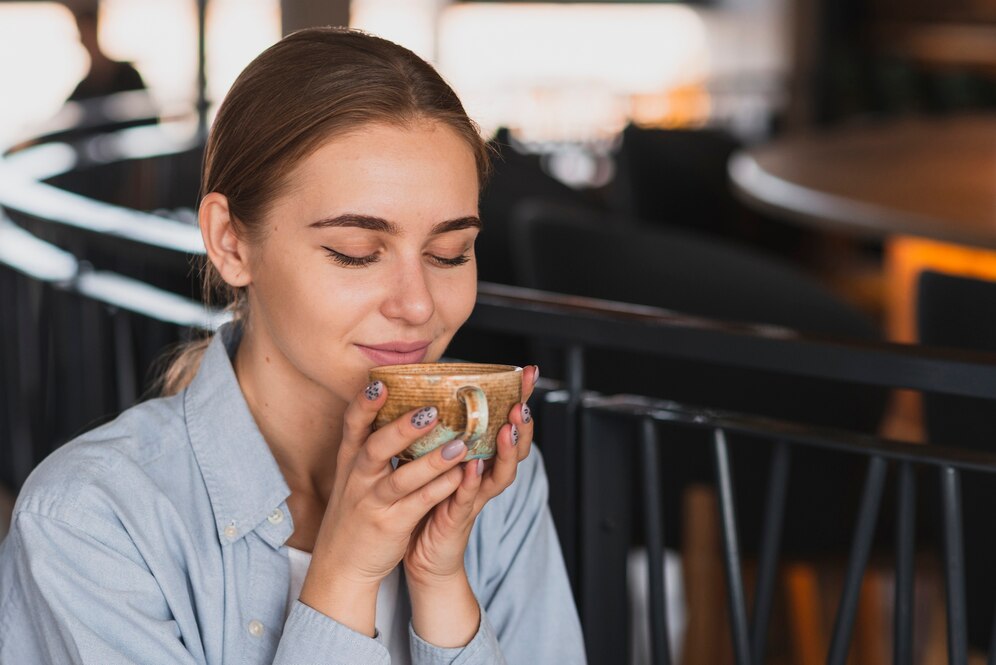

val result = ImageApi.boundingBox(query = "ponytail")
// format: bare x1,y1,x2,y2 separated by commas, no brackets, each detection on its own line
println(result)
154,259,248,396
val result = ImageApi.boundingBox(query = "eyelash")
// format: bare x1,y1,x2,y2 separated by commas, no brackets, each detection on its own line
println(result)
321,247,470,268
323,247,378,267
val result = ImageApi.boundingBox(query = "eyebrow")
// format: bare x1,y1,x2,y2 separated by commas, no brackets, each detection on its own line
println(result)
308,214,482,235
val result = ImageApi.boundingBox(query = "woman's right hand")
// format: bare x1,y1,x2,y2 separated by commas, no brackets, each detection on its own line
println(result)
298,380,471,636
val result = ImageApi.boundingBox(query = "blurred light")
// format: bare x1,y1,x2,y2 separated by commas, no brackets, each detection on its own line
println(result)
76,271,229,330
545,146,616,189
0,160,204,254
2,143,78,181
437,4,710,143
206,0,282,117
0,3,87,146
100,0,199,112
440,4,708,94
0,217,78,283
350,0,444,62
99,0,280,118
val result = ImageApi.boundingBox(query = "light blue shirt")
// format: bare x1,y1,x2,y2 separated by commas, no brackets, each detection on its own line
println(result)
0,324,585,664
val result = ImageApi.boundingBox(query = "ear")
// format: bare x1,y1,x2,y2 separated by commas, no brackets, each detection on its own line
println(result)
199,192,253,288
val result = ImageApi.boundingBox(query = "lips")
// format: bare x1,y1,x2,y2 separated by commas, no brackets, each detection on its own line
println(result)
356,341,431,365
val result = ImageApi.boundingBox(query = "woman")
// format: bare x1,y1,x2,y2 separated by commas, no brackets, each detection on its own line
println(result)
0,28,585,664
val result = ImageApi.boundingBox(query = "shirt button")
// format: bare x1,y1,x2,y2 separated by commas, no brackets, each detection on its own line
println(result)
248,619,264,637
267,508,284,525
224,524,238,540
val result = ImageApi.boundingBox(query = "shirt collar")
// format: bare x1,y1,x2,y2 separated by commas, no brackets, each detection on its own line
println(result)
184,322,293,549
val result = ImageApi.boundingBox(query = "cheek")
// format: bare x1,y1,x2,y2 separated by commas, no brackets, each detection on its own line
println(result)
439,271,477,328
254,253,370,343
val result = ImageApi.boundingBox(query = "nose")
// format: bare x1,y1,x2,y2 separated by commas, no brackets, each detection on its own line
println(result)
380,257,435,326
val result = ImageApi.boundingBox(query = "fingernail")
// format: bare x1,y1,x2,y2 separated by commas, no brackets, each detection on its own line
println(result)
511,424,519,445
476,459,484,476
521,403,531,424
364,380,383,401
412,406,437,428
532,366,540,385
442,439,466,460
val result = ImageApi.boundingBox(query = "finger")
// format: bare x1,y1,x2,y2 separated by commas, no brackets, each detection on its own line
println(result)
374,438,468,503
396,465,465,521
509,402,534,462
520,365,539,403
353,406,440,474
339,380,388,463
444,459,484,523
478,423,520,503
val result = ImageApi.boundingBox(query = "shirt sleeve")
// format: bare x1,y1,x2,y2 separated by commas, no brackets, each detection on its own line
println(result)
274,601,390,665
0,510,391,665
406,448,587,665
408,604,504,665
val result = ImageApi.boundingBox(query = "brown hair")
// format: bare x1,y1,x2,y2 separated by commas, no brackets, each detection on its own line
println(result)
157,27,492,396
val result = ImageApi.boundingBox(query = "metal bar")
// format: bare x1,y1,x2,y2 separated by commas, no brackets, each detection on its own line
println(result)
581,396,996,477
196,0,208,138
940,466,968,665
112,310,137,410
827,456,888,665
470,286,996,401
640,418,671,665
565,343,584,406
987,594,996,665
538,395,580,591
894,461,916,665
712,428,751,665
750,440,790,665
579,410,636,664
562,343,585,587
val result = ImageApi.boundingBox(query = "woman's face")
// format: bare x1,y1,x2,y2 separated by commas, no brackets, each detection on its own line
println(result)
242,121,481,405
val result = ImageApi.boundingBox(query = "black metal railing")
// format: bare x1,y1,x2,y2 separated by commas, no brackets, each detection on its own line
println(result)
569,394,996,665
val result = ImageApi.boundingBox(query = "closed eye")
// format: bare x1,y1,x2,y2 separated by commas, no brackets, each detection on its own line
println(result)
322,246,380,267
430,253,471,267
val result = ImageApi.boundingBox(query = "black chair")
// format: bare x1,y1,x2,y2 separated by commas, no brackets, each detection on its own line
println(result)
510,200,888,555
610,125,811,258
477,128,600,287
918,269,996,649
611,125,742,236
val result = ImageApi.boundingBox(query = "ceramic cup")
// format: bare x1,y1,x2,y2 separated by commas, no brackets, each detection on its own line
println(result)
369,362,523,462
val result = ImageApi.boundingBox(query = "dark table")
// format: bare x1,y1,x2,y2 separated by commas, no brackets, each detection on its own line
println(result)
729,114,996,250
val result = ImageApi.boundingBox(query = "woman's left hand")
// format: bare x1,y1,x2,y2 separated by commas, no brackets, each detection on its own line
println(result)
402,364,538,629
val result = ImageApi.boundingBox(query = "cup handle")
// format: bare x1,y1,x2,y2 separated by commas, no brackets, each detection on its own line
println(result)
456,385,488,444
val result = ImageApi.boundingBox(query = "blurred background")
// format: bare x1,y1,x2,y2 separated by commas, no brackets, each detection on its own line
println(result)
5,1,996,664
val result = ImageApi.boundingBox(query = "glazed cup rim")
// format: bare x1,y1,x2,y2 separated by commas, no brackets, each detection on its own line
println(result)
370,362,521,378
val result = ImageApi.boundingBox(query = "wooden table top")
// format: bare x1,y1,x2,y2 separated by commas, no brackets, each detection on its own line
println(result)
729,114,996,249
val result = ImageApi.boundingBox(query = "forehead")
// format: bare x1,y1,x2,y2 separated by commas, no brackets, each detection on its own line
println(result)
274,121,480,228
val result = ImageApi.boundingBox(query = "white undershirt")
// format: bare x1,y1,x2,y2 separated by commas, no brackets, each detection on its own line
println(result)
286,547,409,664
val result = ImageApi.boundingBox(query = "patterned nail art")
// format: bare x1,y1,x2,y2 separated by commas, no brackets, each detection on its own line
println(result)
521,403,532,424
364,381,383,401
511,424,519,445
411,406,437,429
533,366,540,385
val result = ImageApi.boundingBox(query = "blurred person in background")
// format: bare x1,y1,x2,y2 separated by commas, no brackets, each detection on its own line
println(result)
68,7,145,101
0,27,585,665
